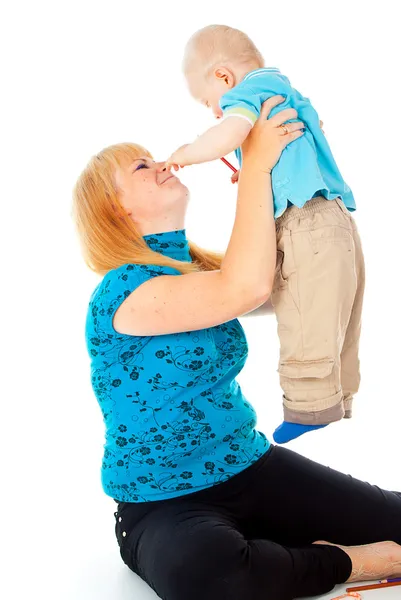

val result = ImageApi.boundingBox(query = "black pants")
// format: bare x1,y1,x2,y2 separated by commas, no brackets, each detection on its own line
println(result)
114,445,401,600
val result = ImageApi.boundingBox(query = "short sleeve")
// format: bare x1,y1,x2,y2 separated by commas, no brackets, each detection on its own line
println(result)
88,263,179,335
220,70,293,127
220,83,262,127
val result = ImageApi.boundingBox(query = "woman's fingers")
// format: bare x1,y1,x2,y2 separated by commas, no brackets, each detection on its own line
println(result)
241,96,304,173
278,120,305,136
269,107,298,127
258,95,286,121
282,128,305,148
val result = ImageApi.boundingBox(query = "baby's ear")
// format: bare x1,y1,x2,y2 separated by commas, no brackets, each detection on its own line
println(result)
215,67,234,87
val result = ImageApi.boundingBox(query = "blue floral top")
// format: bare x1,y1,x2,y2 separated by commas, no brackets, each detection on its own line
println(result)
85,229,270,502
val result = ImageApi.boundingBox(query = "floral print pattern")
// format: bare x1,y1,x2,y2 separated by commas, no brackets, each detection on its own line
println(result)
85,230,269,502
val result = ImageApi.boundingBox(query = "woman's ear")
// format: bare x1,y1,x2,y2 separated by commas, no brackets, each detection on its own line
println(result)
112,202,131,218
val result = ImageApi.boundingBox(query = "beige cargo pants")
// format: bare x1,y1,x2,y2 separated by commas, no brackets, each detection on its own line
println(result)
271,197,365,425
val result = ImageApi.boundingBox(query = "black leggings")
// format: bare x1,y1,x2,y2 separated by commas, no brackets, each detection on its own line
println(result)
114,445,401,600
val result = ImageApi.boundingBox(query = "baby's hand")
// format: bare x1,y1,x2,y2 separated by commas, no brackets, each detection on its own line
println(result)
165,144,191,170
231,169,240,184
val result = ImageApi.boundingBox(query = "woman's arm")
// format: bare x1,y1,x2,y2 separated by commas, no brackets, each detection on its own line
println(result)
113,97,304,336
240,120,325,317
240,298,274,318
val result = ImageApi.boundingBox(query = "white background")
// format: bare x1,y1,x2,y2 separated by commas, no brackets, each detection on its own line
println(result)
1,1,400,598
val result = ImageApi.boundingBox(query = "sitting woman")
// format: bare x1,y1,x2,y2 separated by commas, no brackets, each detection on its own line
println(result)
73,96,401,600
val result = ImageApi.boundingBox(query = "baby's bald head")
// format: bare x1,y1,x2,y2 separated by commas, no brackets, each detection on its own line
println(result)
183,24,264,78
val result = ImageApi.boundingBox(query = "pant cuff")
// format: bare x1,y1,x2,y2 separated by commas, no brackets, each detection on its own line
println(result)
343,395,353,419
283,398,345,425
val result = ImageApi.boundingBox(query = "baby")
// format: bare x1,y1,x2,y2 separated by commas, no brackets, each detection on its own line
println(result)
167,24,365,444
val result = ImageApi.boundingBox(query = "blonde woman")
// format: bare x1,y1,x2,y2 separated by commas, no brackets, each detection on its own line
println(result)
73,97,401,600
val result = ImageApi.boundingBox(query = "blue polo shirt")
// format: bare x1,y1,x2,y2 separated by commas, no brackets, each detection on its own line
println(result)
85,229,270,502
220,67,356,218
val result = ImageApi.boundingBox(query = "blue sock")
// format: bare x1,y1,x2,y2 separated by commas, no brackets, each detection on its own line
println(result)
273,421,328,444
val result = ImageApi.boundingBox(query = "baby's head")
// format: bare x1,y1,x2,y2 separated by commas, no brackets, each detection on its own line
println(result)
183,25,264,118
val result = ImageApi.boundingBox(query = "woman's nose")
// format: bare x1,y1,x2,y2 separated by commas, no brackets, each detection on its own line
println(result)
156,161,170,172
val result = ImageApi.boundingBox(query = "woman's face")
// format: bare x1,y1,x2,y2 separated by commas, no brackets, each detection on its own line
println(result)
114,156,189,233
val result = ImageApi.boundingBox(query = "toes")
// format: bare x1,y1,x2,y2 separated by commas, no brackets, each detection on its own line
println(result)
313,540,331,545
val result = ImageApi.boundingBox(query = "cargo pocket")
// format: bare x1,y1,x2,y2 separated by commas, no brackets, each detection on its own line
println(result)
272,248,299,313
278,358,335,380
278,358,344,422
273,249,287,291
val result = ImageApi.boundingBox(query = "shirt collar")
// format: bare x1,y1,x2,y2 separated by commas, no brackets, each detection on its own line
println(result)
242,67,281,82
143,229,192,262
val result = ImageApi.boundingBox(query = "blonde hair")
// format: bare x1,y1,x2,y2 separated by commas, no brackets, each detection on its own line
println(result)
183,24,264,77
72,142,223,276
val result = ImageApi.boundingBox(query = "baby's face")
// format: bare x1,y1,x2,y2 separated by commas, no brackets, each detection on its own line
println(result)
187,71,226,119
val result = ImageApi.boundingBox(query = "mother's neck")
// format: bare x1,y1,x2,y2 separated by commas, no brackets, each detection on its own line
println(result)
136,217,186,237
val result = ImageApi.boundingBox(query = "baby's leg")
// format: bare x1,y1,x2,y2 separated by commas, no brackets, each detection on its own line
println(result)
271,198,359,441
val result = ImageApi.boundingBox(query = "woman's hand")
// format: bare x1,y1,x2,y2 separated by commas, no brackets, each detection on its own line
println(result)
241,95,305,174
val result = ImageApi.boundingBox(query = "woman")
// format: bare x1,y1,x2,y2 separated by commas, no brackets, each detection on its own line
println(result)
73,96,401,600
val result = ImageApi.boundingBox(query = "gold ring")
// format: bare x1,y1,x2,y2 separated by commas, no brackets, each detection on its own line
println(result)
280,124,289,135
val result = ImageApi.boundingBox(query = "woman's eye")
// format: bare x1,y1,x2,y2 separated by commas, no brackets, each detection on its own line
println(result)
135,163,149,171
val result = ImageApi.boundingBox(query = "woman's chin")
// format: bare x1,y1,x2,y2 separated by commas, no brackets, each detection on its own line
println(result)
170,179,190,198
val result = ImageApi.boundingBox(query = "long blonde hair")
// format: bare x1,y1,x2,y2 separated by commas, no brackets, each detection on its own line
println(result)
72,143,223,276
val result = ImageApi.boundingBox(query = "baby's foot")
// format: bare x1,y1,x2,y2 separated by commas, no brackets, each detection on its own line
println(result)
313,540,401,582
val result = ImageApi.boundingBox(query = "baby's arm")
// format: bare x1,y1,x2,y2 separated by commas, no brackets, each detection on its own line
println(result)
166,117,252,168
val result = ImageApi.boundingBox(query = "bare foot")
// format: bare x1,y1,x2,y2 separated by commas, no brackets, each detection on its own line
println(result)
313,540,401,583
